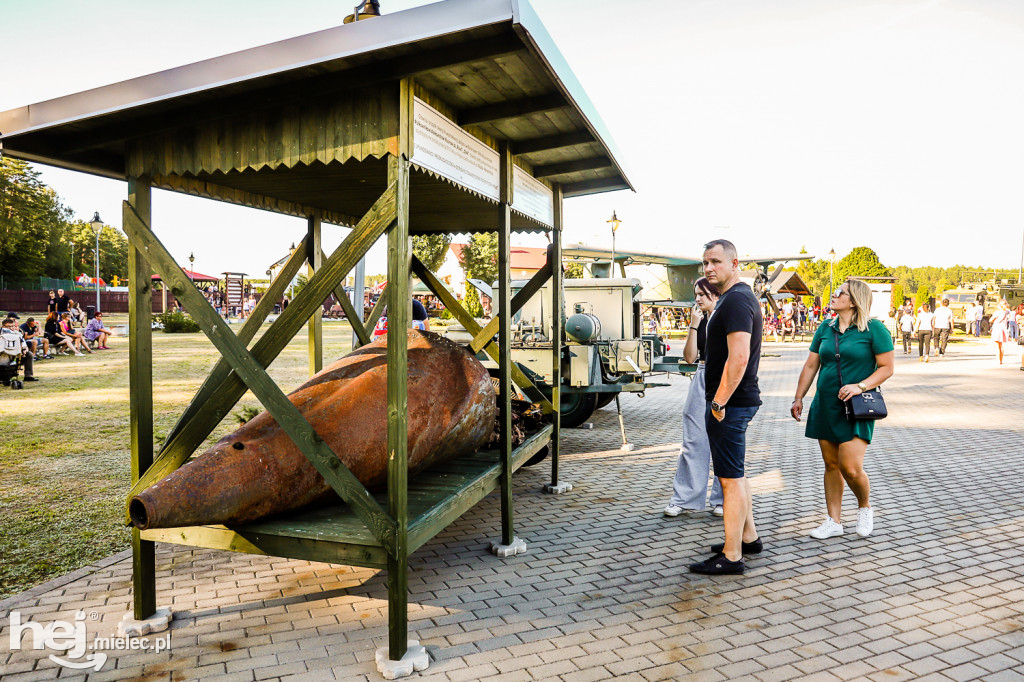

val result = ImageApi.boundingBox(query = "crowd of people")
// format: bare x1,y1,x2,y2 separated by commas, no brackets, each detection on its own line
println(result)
1,290,118,387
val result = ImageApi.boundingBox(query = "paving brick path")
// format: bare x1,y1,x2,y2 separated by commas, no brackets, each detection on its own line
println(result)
2,337,1023,681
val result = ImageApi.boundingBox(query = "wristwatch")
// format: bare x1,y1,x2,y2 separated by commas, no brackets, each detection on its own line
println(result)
857,382,868,391
711,400,725,412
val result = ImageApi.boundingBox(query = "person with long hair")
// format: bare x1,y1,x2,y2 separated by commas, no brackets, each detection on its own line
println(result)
791,280,895,539
664,278,725,518
44,311,79,355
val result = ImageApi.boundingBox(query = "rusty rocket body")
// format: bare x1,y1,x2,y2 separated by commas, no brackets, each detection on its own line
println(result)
130,330,496,529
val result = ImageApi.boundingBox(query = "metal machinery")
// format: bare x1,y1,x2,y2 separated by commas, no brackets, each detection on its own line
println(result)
941,276,1024,334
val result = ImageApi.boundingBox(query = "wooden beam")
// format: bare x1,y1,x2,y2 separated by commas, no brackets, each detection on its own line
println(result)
126,176,156,621
460,93,567,126
364,284,388,339
562,177,629,197
533,157,612,179
122,203,398,550
469,259,553,354
307,214,323,376
497,141,515,547
387,77,414,663
152,237,309,480
321,247,371,347
550,184,564,487
514,130,594,155
410,255,554,413
125,184,396,511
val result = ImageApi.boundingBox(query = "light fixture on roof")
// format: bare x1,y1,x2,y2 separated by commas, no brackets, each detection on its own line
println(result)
344,0,381,23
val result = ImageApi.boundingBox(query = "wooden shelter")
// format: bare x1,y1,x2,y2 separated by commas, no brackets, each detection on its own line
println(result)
0,0,632,668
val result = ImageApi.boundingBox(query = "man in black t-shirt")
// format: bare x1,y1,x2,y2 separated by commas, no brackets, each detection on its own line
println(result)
689,239,763,576
55,289,71,315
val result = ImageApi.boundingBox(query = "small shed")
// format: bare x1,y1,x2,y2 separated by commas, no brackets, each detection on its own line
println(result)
0,0,632,673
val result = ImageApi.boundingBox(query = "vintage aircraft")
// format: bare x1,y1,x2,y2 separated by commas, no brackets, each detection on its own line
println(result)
562,243,814,313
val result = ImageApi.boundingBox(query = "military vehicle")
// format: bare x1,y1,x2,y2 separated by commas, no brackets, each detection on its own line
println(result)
941,275,1024,334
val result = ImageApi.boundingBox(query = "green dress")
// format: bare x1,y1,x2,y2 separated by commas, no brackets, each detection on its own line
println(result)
805,318,894,444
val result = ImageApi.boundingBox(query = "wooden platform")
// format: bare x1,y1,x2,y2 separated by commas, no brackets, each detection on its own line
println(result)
141,425,553,569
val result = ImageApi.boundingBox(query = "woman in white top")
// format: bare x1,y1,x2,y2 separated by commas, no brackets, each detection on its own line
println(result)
914,303,935,362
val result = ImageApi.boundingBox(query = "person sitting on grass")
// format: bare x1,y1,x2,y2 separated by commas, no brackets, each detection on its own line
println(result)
59,312,90,354
19,317,52,358
84,312,114,349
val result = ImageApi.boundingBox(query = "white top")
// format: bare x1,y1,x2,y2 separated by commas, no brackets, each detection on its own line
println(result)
916,311,935,331
899,315,916,332
933,307,954,329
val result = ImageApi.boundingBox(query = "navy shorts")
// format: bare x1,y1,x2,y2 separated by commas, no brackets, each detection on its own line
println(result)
705,403,759,479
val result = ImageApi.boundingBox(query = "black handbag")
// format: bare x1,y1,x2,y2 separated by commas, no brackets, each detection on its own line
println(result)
833,327,887,420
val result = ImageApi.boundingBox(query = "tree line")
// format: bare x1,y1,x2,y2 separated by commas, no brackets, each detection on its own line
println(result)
795,246,1017,309
1,158,129,287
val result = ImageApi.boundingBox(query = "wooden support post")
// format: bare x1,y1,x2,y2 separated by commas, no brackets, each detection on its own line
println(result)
387,77,413,663
127,176,156,620
498,141,514,546
307,214,323,376
550,185,564,487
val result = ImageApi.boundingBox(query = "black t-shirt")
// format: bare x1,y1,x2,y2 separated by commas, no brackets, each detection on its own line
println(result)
19,322,35,337
56,294,70,313
696,317,708,362
47,297,58,313
704,282,762,407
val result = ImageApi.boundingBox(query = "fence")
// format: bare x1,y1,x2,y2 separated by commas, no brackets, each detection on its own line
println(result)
0,276,78,291
0,290,165,315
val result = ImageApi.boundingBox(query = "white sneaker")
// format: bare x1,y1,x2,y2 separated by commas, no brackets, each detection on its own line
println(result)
663,505,683,517
712,505,724,516
810,517,844,539
857,507,874,537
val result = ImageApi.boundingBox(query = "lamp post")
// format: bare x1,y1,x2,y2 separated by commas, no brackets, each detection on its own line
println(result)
607,210,622,275
189,252,195,284
90,212,104,313
827,248,836,305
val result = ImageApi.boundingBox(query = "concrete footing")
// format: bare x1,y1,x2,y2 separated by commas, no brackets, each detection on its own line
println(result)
117,607,173,637
543,481,574,494
374,640,429,679
489,536,527,557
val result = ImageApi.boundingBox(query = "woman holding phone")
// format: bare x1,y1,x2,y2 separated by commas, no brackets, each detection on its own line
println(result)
663,277,725,517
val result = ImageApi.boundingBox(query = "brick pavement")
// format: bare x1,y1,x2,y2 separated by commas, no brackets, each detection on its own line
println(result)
2,336,1023,681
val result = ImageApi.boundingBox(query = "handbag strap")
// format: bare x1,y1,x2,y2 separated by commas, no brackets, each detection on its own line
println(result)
832,326,845,388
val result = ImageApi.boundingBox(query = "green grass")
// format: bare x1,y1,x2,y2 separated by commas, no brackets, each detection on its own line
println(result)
0,314,382,599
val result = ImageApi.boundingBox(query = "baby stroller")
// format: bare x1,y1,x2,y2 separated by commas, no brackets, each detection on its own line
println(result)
0,327,25,389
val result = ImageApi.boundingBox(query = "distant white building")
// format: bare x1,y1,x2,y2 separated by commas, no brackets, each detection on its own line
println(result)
435,244,547,299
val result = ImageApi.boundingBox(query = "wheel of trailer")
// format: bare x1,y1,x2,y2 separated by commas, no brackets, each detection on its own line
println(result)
523,444,549,467
11,379,23,390
981,319,991,335
595,393,616,410
560,392,597,428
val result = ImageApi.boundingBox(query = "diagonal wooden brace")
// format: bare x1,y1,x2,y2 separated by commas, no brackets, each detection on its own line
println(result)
160,236,310,455
410,256,554,414
320,247,371,347
125,183,397,518
122,204,398,550
470,259,553,354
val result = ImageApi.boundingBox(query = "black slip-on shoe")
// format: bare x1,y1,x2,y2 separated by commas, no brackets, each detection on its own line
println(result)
689,553,745,575
710,537,763,555
23,377,39,382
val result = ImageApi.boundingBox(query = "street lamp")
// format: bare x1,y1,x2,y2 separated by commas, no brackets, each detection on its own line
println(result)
827,247,836,305
188,252,195,284
607,211,622,275
90,212,104,314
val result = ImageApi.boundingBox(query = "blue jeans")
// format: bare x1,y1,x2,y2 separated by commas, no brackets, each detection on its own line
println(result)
705,403,760,479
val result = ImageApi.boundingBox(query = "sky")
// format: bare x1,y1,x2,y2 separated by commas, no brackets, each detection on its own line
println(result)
3,0,1024,277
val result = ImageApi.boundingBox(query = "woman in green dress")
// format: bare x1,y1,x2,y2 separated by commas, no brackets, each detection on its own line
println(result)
791,279,895,539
